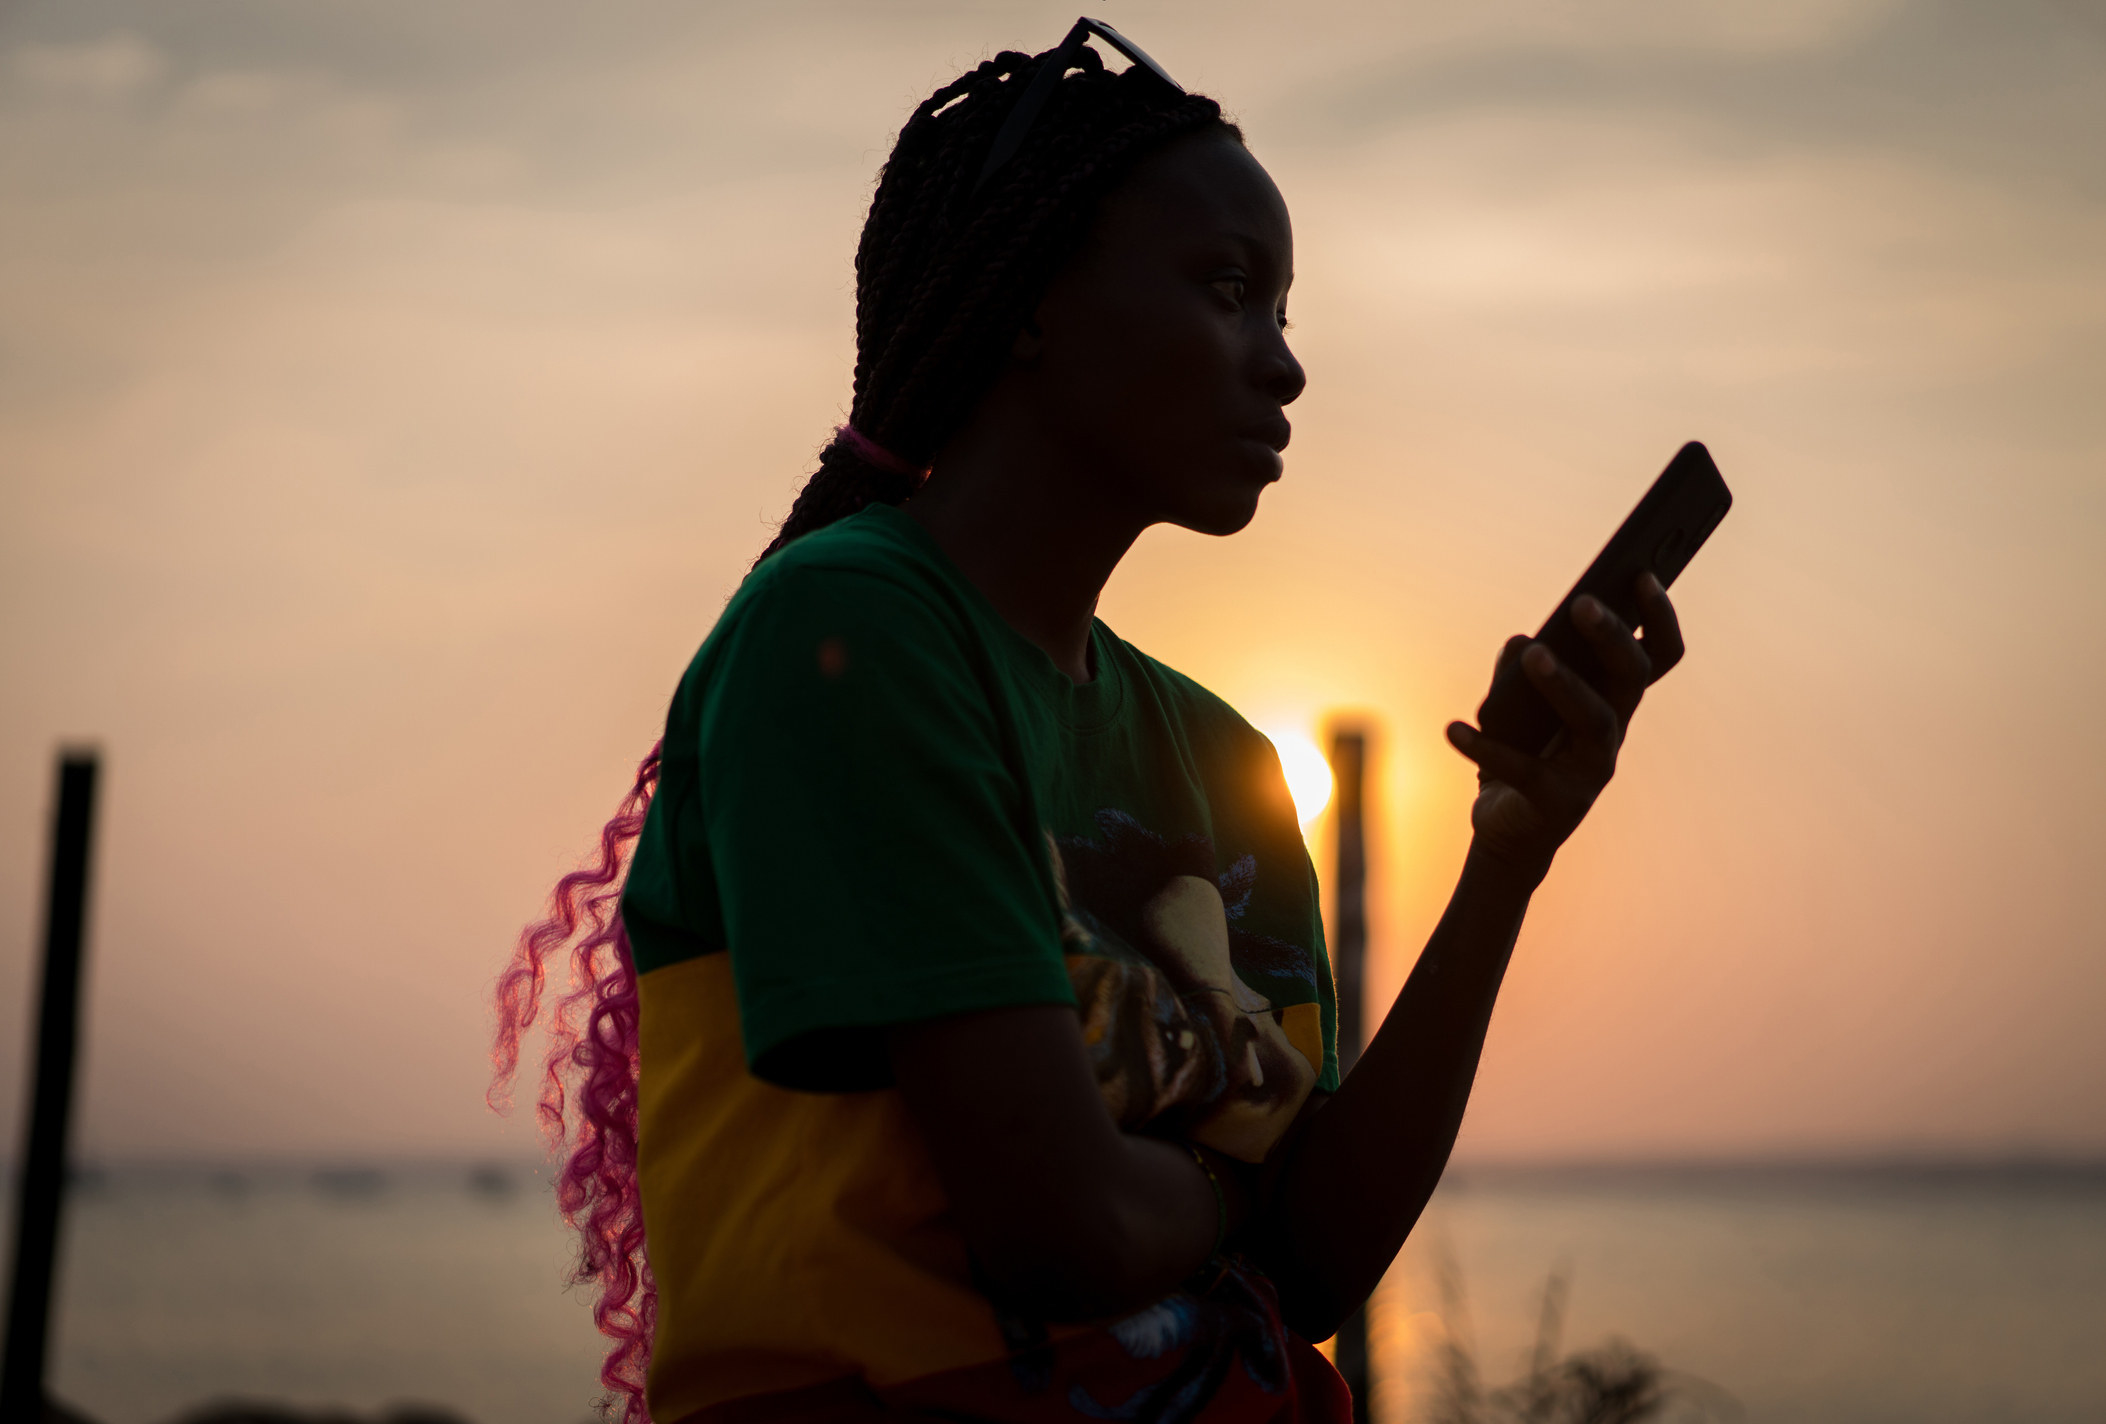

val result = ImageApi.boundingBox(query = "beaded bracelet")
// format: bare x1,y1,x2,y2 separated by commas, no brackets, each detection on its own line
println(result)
1186,1143,1228,1256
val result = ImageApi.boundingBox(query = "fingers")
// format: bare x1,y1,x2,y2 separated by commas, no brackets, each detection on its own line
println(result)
1521,642,1622,761
1634,573,1685,681
1445,719,1546,794
1571,595,1651,714
1493,633,1531,682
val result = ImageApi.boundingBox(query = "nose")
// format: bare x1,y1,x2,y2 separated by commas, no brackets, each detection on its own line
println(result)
1259,326,1306,407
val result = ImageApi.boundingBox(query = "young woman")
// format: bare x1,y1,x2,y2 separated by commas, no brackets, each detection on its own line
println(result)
492,21,1685,1424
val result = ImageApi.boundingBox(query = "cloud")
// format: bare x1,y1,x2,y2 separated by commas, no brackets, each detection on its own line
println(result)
1259,0,2106,199
0,0,2100,1158
6,29,166,97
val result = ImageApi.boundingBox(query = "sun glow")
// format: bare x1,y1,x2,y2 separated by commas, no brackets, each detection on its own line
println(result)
1264,726,1334,831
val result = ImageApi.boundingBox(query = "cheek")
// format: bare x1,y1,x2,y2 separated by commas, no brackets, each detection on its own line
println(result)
1067,297,1233,431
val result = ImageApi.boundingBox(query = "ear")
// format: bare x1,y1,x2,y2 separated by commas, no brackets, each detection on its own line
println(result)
1010,316,1045,363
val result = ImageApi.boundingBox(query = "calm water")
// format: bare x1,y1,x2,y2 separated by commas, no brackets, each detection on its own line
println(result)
38,1162,2106,1424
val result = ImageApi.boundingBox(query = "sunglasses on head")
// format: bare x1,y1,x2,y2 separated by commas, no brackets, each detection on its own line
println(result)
974,16,1184,191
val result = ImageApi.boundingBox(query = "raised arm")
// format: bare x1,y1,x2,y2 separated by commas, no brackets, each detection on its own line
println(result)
1253,575,1685,1338
888,576,1682,1335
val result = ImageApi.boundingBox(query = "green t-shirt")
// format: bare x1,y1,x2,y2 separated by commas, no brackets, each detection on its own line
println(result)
624,502,1339,1144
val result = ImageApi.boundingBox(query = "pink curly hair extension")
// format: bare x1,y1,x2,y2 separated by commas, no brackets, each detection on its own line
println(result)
490,740,664,1423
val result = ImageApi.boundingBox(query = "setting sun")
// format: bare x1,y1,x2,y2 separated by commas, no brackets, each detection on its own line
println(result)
1264,726,1334,831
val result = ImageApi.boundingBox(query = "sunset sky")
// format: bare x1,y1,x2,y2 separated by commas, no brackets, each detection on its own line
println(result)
1,0,2101,1163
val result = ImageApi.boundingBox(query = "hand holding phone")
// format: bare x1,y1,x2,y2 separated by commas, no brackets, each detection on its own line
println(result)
1475,441,1731,756
1446,442,1727,874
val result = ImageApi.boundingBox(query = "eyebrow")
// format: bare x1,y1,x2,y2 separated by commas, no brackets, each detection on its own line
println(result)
1212,230,1292,283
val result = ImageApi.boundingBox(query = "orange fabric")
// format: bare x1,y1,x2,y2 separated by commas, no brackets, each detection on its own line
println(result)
637,954,1078,1419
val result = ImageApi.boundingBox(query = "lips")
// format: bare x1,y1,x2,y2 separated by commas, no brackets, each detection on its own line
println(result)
1246,416,1292,453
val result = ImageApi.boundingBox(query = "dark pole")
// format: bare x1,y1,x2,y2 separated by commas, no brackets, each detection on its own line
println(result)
3,752,100,1420
1327,728,1371,1424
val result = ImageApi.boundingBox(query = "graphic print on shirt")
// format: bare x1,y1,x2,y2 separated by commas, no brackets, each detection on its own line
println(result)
1050,809,1323,1165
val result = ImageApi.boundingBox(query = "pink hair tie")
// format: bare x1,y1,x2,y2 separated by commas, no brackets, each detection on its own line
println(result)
834,424,927,480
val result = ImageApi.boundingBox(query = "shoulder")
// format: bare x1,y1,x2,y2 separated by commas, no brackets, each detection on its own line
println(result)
672,507,992,732
735,506,955,616
1099,628,1301,824
1101,628,1266,751
703,507,977,662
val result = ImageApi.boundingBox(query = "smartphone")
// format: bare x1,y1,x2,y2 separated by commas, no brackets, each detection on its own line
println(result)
1476,441,1732,755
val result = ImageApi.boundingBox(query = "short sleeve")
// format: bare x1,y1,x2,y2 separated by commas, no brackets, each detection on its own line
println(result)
698,563,1074,1091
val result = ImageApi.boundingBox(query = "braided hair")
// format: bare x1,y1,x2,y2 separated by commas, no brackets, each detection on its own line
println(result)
755,41,1236,564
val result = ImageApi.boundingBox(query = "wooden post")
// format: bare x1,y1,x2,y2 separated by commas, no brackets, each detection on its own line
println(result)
1327,728,1372,1424
3,752,100,1420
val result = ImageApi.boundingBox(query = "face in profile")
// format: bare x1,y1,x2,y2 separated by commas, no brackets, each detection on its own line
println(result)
1020,127,1306,538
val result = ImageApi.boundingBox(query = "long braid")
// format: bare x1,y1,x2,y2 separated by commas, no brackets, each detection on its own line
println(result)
755,44,1234,564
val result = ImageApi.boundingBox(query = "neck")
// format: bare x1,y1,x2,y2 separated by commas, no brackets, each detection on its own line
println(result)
905,420,1144,685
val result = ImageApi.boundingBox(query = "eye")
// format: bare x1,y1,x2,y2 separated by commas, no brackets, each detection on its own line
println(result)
1277,309,1293,333
1209,274,1248,307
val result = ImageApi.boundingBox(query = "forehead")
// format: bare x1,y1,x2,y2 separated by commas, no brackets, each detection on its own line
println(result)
1092,129,1292,265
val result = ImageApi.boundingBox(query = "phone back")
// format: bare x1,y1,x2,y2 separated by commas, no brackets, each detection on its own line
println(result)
1476,441,1732,755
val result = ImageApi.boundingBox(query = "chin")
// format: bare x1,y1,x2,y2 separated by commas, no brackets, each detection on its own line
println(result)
1179,489,1267,538
1151,445,1279,536
1180,464,1277,535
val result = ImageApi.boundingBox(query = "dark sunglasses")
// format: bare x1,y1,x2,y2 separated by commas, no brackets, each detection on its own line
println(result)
974,16,1184,191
